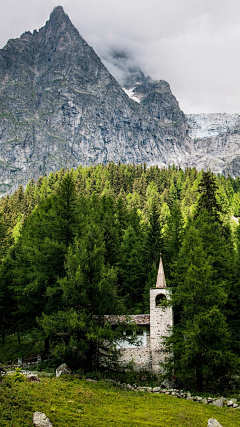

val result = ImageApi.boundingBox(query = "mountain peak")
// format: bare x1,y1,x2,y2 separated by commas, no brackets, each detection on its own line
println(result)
0,6,190,196
49,5,71,26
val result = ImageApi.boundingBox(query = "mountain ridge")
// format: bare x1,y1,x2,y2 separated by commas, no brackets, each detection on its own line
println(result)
0,6,190,195
1,6,240,195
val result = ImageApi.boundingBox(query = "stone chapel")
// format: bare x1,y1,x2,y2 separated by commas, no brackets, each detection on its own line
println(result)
105,256,173,372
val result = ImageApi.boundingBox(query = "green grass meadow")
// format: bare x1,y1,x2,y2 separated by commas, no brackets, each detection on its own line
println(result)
1,375,240,427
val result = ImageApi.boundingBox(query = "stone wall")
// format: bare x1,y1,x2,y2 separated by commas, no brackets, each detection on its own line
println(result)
118,347,152,371
114,289,173,373
149,288,173,372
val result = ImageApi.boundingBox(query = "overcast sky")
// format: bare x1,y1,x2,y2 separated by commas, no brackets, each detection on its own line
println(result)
1,0,240,113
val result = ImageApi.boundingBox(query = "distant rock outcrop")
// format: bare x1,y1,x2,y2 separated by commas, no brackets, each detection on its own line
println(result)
185,113,240,177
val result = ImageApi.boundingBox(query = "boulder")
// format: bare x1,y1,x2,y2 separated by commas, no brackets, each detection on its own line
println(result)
56,363,72,378
33,412,52,427
137,387,146,392
27,374,40,382
211,397,224,408
144,387,153,393
126,384,134,391
207,419,223,427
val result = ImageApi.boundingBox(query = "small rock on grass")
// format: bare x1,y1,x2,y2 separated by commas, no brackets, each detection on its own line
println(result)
208,419,223,427
33,412,53,427
27,374,40,382
55,363,71,378
211,397,224,408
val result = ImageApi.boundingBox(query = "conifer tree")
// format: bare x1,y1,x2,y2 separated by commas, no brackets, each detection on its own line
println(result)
38,222,124,369
10,171,78,336
166,226,237,391
118,225,144,312
164,200,183,281
165,171,239,390
144,197,163,273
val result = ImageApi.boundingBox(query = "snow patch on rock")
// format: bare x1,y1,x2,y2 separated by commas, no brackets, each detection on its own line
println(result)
122,87,141,103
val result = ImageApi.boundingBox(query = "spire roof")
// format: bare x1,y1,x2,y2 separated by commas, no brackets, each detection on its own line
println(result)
156,254,167,288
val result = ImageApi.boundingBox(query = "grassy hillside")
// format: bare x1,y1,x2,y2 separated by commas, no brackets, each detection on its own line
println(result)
1,375,240,426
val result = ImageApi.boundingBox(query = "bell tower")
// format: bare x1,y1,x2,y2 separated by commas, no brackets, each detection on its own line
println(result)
150,254,173,372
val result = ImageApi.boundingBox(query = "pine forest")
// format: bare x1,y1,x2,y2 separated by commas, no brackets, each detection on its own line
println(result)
1,163,240,392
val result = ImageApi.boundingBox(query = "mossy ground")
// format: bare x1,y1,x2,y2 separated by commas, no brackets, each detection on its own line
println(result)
1,374,240,427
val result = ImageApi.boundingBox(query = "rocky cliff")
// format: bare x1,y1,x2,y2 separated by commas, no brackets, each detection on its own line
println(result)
0,6,190,195
107,52,240,179
185,114,240,178
2,6,240,196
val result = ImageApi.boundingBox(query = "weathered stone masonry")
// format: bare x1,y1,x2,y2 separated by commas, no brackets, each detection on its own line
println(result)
109,256,173,372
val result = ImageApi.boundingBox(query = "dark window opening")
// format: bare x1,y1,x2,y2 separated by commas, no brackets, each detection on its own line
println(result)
156,293,167,307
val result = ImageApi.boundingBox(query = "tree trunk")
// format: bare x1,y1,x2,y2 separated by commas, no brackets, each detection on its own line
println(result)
44,336,50,354
17,328,21,345
87,340,95,371
196,354,203,392
2,327,4,347
2,312,5,347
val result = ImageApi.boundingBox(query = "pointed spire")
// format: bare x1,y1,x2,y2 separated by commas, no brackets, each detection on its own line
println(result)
156,254,167,288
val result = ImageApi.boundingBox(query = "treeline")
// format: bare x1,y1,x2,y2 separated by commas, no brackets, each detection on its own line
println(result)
0,163,240,391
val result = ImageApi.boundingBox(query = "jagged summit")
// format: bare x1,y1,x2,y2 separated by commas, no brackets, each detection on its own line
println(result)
47,5,79,35
50,5,68,20
0,6,190,195
2,6,240,194
9,6,74,45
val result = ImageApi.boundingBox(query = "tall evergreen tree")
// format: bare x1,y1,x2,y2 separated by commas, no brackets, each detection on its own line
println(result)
166,226,238,391
164,200,183,281
165,171,239,391
196,171,224,221
118,225,144,312
38,222,124,370
10,171,78,338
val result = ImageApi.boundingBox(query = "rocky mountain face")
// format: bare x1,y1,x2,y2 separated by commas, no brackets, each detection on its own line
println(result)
107,51,240,179
187,113,240,140
184,114,240,177
0,6,190,195
124,78,188,141
2,6,240,196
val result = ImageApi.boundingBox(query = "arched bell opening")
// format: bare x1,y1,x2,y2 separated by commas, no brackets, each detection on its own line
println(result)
155,293,167,307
